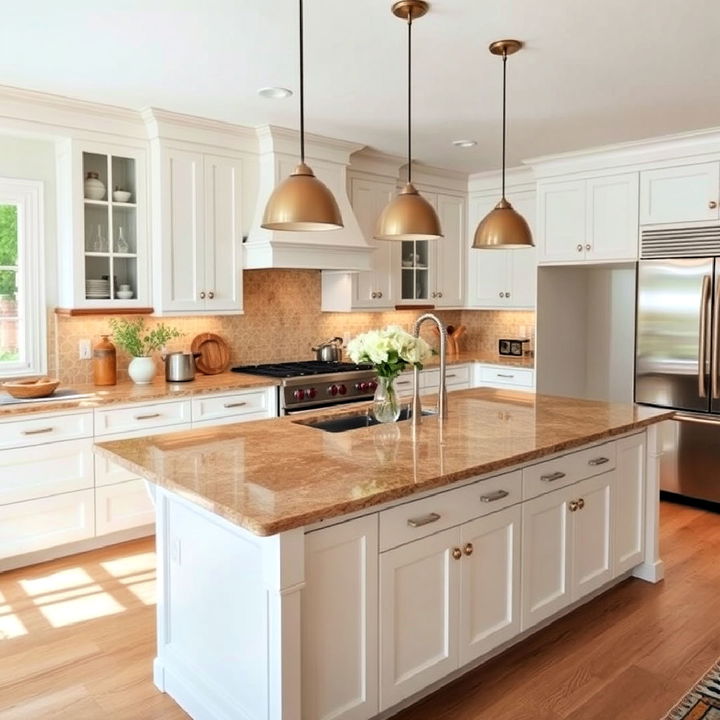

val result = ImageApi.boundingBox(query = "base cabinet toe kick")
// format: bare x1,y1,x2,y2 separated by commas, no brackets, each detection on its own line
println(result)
151,426,663,720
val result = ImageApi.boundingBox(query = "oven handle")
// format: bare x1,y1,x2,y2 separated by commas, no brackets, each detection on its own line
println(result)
283,397,372,415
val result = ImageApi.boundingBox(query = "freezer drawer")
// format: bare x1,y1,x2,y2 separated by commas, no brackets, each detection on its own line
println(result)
660,414,720,502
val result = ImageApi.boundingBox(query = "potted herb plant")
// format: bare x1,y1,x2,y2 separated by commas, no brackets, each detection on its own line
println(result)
109,318,183,385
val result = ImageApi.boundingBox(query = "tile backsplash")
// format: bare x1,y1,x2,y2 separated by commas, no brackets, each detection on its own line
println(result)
49,269,535,385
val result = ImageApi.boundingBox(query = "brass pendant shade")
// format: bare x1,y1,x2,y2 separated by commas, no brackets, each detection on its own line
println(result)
260,0,343,232
473,39,534,249
262,162,342,231
375,0,443,242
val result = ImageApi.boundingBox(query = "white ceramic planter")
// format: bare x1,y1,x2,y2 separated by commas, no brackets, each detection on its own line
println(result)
128,356,156,385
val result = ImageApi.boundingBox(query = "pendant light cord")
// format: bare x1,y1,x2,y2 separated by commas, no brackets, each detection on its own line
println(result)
299,0,305,164
407,13,412,184
501,49,507,200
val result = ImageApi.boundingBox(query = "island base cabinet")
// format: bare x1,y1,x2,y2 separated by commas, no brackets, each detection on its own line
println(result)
302,516,378,720
379,527,460,711
459,505,521,666
614,433,646,574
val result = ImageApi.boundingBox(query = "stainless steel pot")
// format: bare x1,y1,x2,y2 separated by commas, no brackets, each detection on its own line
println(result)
165,352,200,382
312,337,343,363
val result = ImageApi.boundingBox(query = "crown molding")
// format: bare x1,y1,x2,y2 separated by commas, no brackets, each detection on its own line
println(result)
468,166,535,194
348,147,406,179
255,125,365,164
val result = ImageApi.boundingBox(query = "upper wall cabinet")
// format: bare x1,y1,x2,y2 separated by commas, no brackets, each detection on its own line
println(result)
640,162,720,226
537,172,639,264
152,146,243,315
56,139,150,310
466,190,537,309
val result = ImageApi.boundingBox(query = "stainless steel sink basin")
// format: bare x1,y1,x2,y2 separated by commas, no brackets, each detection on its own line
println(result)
294,407,435,433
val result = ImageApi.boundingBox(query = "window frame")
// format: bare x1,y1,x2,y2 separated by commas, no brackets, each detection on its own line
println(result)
0,178,46,378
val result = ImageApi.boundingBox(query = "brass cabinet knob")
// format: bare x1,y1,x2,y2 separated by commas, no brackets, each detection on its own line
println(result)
208,291,215,299
463,543,474,557
200,291,206,299
568,500,579,512
577,244,583,252
710,201,718,209
577,498,585,510
452,547,462,560
377,291,382,298
371,292,377,299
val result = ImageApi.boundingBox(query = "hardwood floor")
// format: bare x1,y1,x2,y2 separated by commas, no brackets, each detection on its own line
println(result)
0,502,718,719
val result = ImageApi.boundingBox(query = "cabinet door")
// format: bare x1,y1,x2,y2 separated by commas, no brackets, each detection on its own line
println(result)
380,527,460,710
571,472,612,599
351,178,395,308
613,433,646,575
459,505,521,666
96,479,155,536
521,486,572,630
303,515,378,720
586,173,639,262
160,148,205,311
433,193,465,307
537,180,586,264
640,162,720,225
203,154,243,312
507,191,537,308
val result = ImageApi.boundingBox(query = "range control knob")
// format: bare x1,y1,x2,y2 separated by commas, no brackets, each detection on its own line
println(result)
338,384,347,395
293,389,305,401
368,380,378,391
355,381,368,392
307,388,317,399
328,385,339,396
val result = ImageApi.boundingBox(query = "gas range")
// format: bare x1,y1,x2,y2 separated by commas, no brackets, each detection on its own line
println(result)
231,361,378,412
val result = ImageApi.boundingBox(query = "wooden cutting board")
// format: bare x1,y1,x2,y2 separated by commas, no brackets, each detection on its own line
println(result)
191,333,231,375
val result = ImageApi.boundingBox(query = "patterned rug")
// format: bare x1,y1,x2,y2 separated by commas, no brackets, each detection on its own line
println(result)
666,662,720,719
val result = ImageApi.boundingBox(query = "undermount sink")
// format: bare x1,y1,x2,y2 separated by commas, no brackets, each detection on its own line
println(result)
294,407,435,433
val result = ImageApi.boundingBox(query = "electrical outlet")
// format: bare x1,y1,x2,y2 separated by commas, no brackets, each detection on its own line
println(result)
78,339,92,360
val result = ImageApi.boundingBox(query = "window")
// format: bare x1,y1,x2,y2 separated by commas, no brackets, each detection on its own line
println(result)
0,179,45,377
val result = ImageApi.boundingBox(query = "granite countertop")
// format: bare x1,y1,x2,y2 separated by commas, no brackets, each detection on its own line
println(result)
425,351,534,369
95,388,672,537
0,372,280,417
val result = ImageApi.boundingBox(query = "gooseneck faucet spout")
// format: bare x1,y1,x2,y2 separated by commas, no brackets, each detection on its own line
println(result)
412,313,448,426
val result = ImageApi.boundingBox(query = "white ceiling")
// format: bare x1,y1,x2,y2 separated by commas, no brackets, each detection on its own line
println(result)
3,0,720,173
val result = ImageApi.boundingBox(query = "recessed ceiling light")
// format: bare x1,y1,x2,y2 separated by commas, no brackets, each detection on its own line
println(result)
258,86,293,99
452,139,477,148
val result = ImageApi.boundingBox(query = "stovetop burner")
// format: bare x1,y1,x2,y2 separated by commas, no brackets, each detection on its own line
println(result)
232,361,373,379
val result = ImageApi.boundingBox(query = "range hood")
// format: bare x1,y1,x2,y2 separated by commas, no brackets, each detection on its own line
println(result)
245,126,372,271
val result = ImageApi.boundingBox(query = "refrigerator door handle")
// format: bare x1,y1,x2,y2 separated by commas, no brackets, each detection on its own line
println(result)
699,275,711,398
713,278,720,400
674,412,720,427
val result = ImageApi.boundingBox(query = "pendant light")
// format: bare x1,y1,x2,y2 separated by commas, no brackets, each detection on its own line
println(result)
262,0,343,231
472,40,534,249
375,0,442,242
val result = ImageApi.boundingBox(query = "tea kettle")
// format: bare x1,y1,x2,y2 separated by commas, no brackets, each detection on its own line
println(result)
164,352,201,382
312,337,343,363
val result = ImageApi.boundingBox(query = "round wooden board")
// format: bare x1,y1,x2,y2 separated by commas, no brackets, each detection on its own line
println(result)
191,333,231,375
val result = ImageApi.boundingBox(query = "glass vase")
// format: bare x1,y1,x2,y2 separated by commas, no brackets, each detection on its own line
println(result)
373,375,401,423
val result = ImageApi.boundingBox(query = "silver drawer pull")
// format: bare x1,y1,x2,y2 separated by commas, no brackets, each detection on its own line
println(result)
497,373,515,379
480,489,509,503
446,373,457,378
540,471,566,482
588,456,610,466
134,413,161,421
397,381,411,386
407,512,441,528
223,401,247,409
22,427,54,436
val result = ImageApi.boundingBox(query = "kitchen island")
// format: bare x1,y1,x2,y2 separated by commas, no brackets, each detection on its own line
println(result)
95,388,673,720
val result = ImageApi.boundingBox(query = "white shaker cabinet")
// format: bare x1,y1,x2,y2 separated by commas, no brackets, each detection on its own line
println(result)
640,162,720,225
431,193,465,307
302,515,379,720
153,146,243,314
379,527,460,710
613,433,646,573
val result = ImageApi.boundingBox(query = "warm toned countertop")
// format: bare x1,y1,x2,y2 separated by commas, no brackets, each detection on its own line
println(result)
0,372,280,417
425,351,534,369
95,388,672,537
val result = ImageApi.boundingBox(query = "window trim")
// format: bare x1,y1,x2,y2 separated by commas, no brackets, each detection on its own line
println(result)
0,178,46,378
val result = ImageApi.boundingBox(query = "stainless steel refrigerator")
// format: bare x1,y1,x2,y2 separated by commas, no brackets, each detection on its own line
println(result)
635,256,720,503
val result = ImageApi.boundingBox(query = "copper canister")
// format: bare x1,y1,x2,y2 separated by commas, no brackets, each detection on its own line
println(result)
92,335,117,386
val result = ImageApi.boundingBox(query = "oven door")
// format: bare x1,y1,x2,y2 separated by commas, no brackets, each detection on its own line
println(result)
281,396,373,416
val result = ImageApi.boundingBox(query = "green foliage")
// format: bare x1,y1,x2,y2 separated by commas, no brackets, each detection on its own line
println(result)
0,205,18,298
109,318,183,357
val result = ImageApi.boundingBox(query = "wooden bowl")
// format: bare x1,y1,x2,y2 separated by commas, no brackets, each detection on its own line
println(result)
3,377,60,399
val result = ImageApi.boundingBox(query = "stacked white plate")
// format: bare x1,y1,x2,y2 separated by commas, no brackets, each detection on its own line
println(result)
86,278,110,299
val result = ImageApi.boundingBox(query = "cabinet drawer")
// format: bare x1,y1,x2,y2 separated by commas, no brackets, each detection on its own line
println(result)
96,479,155,535
94,400,191,436
0,438,94,505
424,364,471,388
0,411,93,450
379,471,521,551
522,440,616,500
0,489,95,560
478,366,534,388
191,389,274,424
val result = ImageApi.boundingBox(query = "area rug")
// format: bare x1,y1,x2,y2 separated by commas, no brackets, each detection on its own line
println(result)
666,662,720,719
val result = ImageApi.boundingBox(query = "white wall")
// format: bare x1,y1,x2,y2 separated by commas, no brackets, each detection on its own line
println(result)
0,134,57,307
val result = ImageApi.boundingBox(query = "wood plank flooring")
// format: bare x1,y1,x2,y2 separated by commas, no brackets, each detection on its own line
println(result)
0,501,718,719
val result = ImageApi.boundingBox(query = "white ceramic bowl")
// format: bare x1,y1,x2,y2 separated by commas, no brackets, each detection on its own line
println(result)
113,190,132,203
116,290,134,300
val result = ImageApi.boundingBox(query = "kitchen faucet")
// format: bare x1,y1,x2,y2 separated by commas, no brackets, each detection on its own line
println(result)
412,313,448,426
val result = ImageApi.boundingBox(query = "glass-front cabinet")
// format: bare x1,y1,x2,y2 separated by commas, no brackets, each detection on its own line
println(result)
400,239,430,301
57,139,149,310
